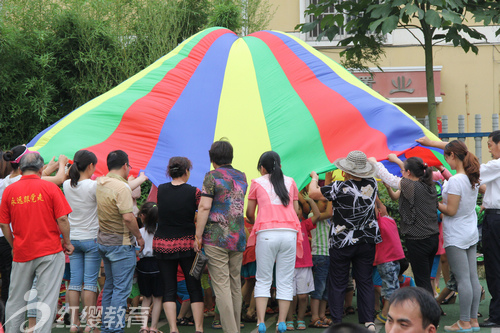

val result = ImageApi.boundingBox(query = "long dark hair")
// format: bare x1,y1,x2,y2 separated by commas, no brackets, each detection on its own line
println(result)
3,145,27,171
444,140,480,189
257,151,289,206
404,157,434,187
139,202,158,235
69,150,97,187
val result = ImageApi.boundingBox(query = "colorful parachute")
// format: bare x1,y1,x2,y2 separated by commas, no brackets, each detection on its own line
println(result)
28,27,446,189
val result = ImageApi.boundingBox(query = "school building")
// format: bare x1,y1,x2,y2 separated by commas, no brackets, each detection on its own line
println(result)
267,0,500,161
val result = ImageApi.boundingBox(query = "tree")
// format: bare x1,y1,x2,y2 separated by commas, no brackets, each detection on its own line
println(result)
0,0,209,150
298,0,500,134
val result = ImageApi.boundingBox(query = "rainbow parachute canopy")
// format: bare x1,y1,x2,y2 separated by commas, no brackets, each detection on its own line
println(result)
29,27,446,189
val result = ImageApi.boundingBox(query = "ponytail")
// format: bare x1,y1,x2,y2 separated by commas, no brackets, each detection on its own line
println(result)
139,202,158,235
404,157,434,187
70,150,97,187
257,151,290,206
444,140,480,189
3,145,27,170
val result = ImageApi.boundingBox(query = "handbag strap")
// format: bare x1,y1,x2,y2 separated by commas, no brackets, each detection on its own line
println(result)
195,235,202,249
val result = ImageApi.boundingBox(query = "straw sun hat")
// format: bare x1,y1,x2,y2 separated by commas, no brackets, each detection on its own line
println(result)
333,150,377,178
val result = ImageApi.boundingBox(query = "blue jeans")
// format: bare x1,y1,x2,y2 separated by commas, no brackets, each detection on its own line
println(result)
311,255,329,300
69,239,101,293
98,244,136,333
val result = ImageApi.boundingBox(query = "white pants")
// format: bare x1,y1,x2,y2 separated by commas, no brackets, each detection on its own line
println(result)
254,230,297,301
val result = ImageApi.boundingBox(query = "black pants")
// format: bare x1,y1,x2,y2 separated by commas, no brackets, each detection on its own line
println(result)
0,237,12,304
157,254,204,303
405,234,439,295
327,242,375,324
483,211,500,323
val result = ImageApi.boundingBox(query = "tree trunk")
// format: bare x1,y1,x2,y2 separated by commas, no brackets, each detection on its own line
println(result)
423,26,438,134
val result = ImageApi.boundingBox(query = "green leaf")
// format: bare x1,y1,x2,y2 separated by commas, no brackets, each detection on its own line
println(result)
460,39,470,53
416,8,425,20
425,9,442,27
471,44,479,54
403,4,418,16
369,3,392,19
392,0,407,7
381,15,399,34
441,9,462,24
301,20,319,33
369,18,385,32
432,34,446,40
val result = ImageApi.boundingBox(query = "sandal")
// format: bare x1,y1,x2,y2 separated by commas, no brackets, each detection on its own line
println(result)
138,329,149,333
296,321,306,330
70,324,81,333
442,291,457,305
344,306,355,316
242,313,257,322
444,321,473,332
286,321,295,331
308,319,329,328
365,323,376,332
177,317,194,326
212,320,222,329
320,317,332,326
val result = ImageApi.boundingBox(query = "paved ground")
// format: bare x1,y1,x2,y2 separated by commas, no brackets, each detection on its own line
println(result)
49,278,495,333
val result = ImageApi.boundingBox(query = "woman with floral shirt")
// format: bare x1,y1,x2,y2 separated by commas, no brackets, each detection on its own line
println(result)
194,140,248,333
309,150,380,331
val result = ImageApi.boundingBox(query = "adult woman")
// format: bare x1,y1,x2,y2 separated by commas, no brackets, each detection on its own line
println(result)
309,150,380,331
246,151,302,333
374,154,439,295
63,150,101,333
417,137,482,332
194,140,248,333
153,157,204,333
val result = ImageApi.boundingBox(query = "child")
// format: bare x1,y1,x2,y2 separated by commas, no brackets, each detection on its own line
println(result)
136,202,163,333
373,197,405,324
286,193,320,330
398,258,416,288
309,198,333,328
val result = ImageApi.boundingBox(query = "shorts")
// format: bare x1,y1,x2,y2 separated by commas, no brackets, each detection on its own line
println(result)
137,257,163,298
176,280,190,302
431,255,441,279
311,255,329,300
129,283,140,299
446,271,458,292
372,267,382,287
377,261,400,299
201,273,210,290
293,267,315,296
241,261,256,279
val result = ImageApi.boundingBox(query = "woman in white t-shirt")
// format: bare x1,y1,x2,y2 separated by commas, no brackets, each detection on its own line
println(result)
63,150,100,333
418,137,481,333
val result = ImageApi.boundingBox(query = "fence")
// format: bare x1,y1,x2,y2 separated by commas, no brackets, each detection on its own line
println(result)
418,114,499,163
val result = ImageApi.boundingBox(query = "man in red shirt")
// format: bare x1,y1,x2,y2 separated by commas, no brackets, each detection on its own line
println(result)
0,152,74,333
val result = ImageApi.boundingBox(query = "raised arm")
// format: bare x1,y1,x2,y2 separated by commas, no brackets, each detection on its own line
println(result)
416,136,447,150
368,156,401,189
303,192,321,224
309,171,328,201
383,182,401,201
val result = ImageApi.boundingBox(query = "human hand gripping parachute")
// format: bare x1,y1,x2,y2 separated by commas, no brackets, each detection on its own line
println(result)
28,27,448,189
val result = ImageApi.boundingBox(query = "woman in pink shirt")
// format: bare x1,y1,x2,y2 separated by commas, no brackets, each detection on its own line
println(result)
246,151,302,333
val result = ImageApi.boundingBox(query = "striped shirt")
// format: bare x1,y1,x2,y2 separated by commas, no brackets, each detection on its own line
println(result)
311,219,330,256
